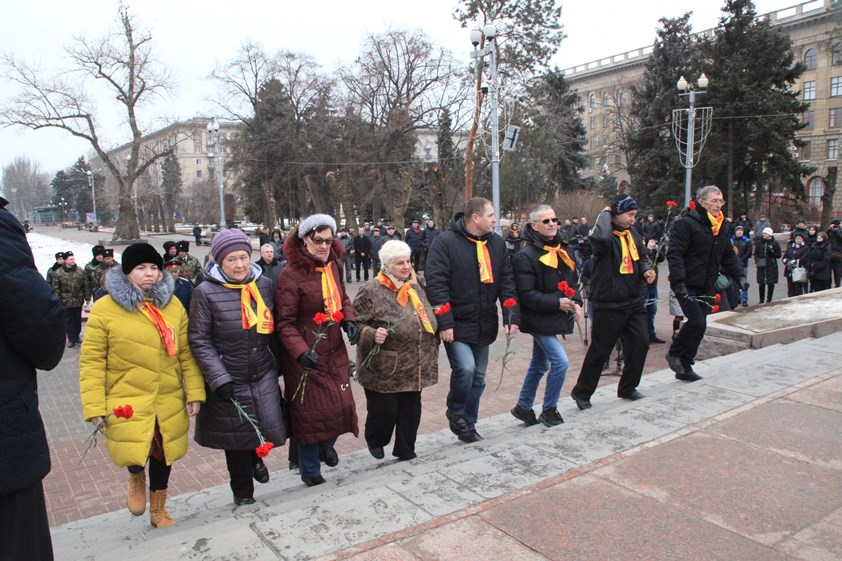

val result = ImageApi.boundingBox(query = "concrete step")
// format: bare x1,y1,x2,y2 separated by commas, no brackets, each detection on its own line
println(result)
51,332,842,561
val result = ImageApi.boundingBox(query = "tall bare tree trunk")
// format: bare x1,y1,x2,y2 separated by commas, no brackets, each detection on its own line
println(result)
820,167,837,229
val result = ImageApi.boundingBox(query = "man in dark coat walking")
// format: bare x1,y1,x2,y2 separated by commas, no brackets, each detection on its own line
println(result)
667,186,747,381
405,219,425,271
352,226,372,281
425,197,519,443
0,196,66,561
510,205,581,428
570,195,655,410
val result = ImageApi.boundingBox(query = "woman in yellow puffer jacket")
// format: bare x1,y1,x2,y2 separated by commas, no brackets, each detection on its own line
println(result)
80,243,205,528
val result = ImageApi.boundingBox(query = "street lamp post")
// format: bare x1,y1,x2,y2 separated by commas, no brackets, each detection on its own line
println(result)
86,170,97,228
60,196,66,228
207,118,226,229
470,23,501,233
674,74,712,207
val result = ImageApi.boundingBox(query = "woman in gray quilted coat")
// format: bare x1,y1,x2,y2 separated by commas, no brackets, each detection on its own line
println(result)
189,229,286,506
354,240,438,462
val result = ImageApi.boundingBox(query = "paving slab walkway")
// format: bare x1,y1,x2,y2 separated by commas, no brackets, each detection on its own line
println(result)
51,332,842,561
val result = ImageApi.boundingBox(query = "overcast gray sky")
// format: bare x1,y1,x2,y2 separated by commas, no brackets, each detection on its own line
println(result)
0,0,799,178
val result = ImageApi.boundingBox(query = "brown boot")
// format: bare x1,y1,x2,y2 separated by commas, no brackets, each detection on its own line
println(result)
127,471,146,516
149,489,175,528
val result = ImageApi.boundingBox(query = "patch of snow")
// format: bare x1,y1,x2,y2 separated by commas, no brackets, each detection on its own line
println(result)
717,292,842,332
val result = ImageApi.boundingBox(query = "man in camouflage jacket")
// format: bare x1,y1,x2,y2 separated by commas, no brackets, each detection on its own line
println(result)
51,251,89,347
84,245,105,300
176,241,202,286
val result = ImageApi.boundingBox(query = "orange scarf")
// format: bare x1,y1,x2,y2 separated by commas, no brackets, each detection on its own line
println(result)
221,280,274,334
378,272,434,334
611,229,640,275
539,245,576,271
315,261,342,315
139,302,177,356
467,237,494,283
708,211,724,236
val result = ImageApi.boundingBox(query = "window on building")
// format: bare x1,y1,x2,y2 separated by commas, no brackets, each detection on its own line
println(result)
833,43,842,65
590,116,596,129
832,77,842,97
617,91,625,107
196,170,202,178
614,153,622,166
804,81,816,100
799,142,811,161
196,158,202,165
591,136,599,149
828,139,839,159
803,111,815,129
194,146,202,154
603,113,611,128
827,139,839,159
804,48,817,70
603,135,609,147
208,168,215,179
603,94,610,107
830,108,842,128
192,131,201,143
589,94,596,108
808,176,824,209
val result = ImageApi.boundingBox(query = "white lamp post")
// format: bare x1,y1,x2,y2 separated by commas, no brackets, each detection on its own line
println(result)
86,170,97,228
470,22,501,232
207,118,226,229
674,74,711,207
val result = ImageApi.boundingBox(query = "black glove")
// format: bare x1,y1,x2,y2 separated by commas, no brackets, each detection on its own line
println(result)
738,277,750,291
298,351,318,371
341,320,359,345
672,283,689,299
214,382,235,401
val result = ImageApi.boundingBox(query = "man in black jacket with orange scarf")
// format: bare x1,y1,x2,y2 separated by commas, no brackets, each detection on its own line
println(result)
667,185,747,381
570,195,655,410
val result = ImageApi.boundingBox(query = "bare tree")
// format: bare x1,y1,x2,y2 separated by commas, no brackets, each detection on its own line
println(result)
1,157,51,219
0,6,176,240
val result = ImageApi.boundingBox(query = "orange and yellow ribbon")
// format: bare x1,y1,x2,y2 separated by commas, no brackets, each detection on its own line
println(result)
139,302,177,356
611,230,640,275
377,273,434,334
222,280,274,334
708,211,724,236
315,262,342,315
467,238,494,283
539,245,576,271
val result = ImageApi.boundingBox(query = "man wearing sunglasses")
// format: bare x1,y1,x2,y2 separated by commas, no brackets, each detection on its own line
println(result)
570,194,656,410
510,206,581,427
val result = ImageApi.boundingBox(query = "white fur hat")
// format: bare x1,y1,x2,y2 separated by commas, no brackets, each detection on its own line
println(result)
762,227,773,236
298,214,337,238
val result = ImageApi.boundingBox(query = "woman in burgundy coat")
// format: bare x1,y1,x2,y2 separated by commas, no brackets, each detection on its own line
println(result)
276,214,359,486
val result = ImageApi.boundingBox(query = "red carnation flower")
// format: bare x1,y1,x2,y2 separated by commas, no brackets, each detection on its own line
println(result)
689,201,696,210
113,404,134,419
711,305,720,313
313,312,329,325
255,441,274,458
503,298,517,309
434,302,451,316
331,311,345,323
565,287,576,298
714,294,721,303
666,200,678,208
558,281,569,292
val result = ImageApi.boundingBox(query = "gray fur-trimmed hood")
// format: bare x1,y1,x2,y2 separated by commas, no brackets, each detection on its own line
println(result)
104,267,175,312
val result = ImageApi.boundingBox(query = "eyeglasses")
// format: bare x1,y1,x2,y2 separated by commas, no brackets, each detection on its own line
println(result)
310,237,334,246
540,218,560,224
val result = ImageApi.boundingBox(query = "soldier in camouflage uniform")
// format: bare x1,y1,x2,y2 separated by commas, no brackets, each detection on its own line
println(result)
52,251,89,348
176,241,202,286
84,245,105,301
46,251,64,288
91,248,119,297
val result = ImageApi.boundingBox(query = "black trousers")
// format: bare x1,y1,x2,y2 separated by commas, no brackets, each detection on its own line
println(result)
410,250,423,272
0,479,53,561
65,306,82,343
225,449,257,499
354,254,370,281
127,455,172,491
831,260,841,288
669,288,710,371
364,388,422,460
572,306,649,399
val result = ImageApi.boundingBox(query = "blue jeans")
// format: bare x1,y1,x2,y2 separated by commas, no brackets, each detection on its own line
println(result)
739,266,749,304
444,341,489,430
297,438,337,478
644,285,658,340
517,334,570,412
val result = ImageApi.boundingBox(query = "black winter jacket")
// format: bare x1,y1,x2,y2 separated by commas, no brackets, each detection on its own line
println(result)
425,213,519,346
667,207,743,293
807,240,832,282
731,234,753,268
512,225,580,335
0,197,66,495
405,227,425,252
587,210,652,310
189,264,286,451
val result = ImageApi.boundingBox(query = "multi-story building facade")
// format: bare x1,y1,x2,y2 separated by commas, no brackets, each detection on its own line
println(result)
564,0,841,217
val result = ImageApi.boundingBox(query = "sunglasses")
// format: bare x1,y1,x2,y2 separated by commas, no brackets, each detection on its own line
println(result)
540,218,560,224
310,237,334,246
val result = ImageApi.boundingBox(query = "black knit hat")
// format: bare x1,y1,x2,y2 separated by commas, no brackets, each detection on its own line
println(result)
55,252,64,260
609,194,639,216
121,243,163,274
163,241,177,252
91,244,105,257
103,248,114,258
176,240,190,253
